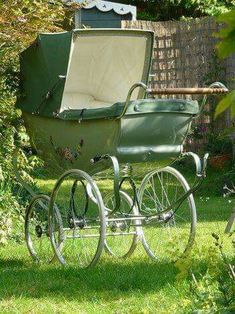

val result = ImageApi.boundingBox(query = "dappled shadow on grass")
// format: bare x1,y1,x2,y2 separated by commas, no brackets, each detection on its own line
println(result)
0,258,25,269
195,197,233,224
0,255,178,301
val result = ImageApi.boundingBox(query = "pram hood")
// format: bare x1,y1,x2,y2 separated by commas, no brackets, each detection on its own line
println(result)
16,29,154,118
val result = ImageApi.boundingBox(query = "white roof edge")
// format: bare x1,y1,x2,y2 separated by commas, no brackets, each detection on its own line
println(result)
74,0,137,20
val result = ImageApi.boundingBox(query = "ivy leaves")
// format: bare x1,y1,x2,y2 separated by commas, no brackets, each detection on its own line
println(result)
215,90,235,118
215,10,235,118
113,0,235,21
216,9,235,59
0,0,66,246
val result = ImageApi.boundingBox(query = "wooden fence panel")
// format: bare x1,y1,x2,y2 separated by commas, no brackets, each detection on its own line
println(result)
122,18,225,92
122,18,235,152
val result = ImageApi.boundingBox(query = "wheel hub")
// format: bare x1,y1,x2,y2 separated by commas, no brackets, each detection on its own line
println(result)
35,225,43,238
119,221,128,232
69,216,85,229
159,211,174,223
110,222,118,232
109,220,128,232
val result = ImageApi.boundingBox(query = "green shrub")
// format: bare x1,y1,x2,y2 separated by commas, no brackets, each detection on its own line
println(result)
0,181,24,245
176,232,235,313
113,0,235,21
0,0,81,245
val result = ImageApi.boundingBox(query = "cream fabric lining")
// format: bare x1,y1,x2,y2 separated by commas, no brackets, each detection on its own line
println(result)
61,32,149,110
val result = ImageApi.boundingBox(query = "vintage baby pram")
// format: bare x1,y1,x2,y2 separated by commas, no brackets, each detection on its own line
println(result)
16,29,228,267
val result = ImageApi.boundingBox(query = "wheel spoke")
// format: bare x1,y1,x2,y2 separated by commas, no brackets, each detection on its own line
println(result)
157,172,171,207
25,195,55,263
139,167,196,262
49,170,106,268
104,191,138,259
143,186,162,211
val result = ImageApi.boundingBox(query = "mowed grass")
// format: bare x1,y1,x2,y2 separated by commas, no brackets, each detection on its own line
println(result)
0,176,234,314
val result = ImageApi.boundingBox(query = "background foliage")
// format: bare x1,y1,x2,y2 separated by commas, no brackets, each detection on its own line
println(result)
215,9,235,118
0,0,80,244
111,0,235,21
0,0,65,177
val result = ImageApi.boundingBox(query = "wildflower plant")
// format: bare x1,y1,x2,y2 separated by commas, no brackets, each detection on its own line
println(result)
176,233,235,312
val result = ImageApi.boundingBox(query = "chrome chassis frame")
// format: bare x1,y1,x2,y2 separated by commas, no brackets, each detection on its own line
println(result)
89,152,208,229
21,152,208,242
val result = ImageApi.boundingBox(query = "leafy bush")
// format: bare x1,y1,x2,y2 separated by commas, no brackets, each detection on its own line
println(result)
176,232,235,312
205,132,233,156
112,0,235,21
0,0,80,245
0,1,66,175
0,181,24,245
215,10,235,118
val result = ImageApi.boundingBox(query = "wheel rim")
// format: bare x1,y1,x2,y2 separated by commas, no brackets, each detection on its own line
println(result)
104,191,139,258
49,170,106,268
25,195,55,263
138,166,196,262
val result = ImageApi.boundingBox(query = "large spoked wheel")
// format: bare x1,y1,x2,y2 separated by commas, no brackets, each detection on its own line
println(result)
138,166,197,262
104,191,140,258
25,194,60,263
49,169,106,268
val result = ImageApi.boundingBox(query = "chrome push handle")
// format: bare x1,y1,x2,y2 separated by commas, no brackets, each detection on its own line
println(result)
117,82,150,119
118,81,228,119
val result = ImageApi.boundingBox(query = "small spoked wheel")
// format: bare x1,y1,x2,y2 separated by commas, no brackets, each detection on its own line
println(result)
138,166,197,262
49,169,106,268
25,194,58,263
104,191,139,258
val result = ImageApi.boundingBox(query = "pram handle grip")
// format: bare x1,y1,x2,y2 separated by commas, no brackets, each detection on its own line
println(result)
149,87,228,95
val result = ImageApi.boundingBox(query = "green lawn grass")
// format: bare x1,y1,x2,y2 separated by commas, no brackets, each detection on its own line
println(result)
0,175,234,313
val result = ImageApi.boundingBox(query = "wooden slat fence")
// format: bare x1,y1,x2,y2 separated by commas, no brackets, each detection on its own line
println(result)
122,17,235,152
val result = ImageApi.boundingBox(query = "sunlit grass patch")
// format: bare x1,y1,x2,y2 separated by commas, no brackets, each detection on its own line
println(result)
1,172,234,313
